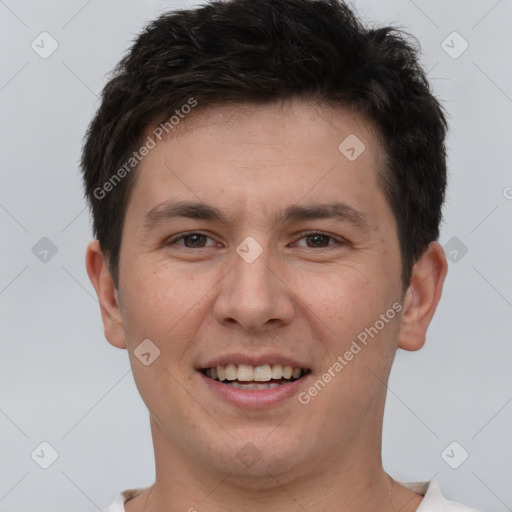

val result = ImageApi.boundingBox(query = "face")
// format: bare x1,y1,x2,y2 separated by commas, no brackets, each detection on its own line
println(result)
102,99,410,482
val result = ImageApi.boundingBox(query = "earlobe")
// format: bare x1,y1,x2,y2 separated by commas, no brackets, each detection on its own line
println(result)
85,240,127,349
397,241,448,352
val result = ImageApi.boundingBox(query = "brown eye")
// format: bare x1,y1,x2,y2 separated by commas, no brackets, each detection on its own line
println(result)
167,232,215,248
182,234,208,248
294,231,343,249
304,234,332,248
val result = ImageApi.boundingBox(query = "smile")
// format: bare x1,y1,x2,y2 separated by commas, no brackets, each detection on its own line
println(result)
202,363,310,390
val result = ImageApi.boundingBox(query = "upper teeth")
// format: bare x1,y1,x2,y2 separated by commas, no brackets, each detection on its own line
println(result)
205,364,303,382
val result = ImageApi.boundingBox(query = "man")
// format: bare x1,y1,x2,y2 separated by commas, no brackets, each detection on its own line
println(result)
82,0,480,510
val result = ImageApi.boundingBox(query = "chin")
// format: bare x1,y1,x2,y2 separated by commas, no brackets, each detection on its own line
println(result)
207,426,317,483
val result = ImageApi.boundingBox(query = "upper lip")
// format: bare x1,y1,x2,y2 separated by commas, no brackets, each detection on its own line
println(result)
198,353,309,370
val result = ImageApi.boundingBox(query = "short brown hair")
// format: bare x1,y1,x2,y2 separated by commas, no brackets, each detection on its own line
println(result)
81,0,448,289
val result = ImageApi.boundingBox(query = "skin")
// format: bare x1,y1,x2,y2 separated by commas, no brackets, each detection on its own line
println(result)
86,98,447,512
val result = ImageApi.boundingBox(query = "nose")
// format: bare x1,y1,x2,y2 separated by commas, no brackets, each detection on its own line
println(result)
212,244,295,332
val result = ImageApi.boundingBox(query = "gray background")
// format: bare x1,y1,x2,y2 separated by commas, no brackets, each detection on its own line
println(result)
1,0,511,510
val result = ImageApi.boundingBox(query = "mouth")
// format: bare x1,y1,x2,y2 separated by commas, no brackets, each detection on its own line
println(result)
201,363,311,390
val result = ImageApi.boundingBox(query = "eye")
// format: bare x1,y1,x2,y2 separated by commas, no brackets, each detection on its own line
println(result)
167,232,216,248
294,231,344,249
166,231,346,250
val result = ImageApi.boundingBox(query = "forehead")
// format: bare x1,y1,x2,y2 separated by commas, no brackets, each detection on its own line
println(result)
155,99,382,158
130,98,386,222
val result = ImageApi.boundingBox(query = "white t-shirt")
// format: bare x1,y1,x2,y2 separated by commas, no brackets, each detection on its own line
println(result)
103,480,481,511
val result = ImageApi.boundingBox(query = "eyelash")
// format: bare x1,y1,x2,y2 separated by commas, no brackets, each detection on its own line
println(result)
166,231,346,249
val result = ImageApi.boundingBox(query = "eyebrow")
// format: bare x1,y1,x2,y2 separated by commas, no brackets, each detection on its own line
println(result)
143,200,370,232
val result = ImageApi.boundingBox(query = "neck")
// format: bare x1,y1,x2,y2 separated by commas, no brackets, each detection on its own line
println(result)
127,404,415,512
142,460,396,512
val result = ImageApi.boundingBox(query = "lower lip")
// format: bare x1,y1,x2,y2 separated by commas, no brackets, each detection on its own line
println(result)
199,372,308,408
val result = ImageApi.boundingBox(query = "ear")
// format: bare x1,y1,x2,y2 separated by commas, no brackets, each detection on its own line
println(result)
85,240,126,349
397,241,448,351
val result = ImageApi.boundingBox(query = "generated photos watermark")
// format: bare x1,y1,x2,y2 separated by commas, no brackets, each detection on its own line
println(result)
298,301,403,404
93,97,198,200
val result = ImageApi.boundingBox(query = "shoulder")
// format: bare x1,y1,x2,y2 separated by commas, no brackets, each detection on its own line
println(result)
400,480,481,512
102,488,149,512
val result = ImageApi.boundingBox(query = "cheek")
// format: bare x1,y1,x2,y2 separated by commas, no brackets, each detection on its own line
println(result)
300,262,400,359
302,266,380,326
119,266,203,415
117,282,187,385
120,256,204,335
